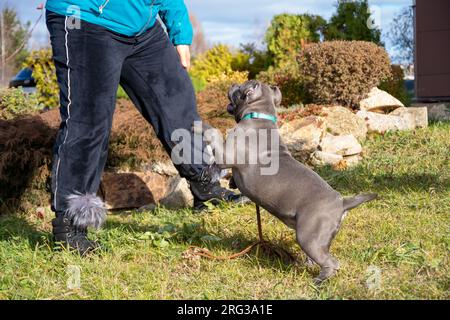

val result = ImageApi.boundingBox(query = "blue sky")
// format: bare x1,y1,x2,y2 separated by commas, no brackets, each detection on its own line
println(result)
7,0,413,57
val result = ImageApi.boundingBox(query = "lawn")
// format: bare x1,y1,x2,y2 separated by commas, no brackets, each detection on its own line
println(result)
0,122,448,300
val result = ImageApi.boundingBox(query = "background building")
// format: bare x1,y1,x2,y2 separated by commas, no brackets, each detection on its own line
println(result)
414,0,450,102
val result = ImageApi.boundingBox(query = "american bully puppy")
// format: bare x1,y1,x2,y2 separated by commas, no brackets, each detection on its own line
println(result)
212,80,377,283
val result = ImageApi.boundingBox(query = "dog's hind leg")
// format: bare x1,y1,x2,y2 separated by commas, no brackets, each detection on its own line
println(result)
295,216,341,284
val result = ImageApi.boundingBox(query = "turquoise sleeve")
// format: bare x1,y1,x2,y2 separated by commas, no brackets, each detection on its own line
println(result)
159,0,193,45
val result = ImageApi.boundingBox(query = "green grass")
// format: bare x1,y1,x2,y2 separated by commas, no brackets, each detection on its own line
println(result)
0,122,449,300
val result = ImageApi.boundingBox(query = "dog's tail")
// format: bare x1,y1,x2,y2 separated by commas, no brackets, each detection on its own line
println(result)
343,193,378,211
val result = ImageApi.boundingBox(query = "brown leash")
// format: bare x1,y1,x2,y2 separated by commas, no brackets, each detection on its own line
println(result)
184,204,295,261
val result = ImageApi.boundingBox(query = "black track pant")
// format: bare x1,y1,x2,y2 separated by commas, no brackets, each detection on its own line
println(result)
46,11,205,214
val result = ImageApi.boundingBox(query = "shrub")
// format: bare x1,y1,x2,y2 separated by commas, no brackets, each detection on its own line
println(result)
0,87,43,120
232,44,271,79
0,115,56,212
195,71,249,132
257,61,308,107
207,70,249,86
265,14,311,67
190,74,207,92
379,64,411,106
23,49,59,108
299,41,392,107
323,0,382,45
116,85,129,100
190,45,252,90
108,101,169,169
0,101,170,211
190,45,235,84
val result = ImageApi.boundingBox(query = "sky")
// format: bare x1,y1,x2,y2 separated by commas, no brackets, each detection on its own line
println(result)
4,0,413,57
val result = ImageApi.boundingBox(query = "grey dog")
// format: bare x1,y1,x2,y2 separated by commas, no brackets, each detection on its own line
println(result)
209,80,377,283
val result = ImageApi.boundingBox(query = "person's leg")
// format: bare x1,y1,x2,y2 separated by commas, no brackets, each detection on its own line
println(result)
47,11,128,253
119,22,245,210
119,22,203,179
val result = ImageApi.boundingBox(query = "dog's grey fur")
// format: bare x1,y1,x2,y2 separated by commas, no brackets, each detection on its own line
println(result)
219,80,377,283
66,193,107,229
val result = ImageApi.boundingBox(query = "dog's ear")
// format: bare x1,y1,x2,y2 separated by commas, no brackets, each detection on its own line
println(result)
271,85,282,107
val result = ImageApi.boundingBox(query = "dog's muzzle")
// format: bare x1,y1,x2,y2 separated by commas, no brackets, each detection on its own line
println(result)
227,103,235,115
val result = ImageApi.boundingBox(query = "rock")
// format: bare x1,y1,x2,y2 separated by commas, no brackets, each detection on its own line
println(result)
319,134,362,156
390,107,428,128
159,175,193,209
100,172,169,210
359,87,404,113
357,110,414,133
413,103,450,122
279,116,325,161
322,106,367,141
342,155,362,167
311,151,343,166
147,161,178,177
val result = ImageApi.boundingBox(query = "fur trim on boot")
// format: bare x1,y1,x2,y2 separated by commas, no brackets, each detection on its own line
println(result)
66,193,107,229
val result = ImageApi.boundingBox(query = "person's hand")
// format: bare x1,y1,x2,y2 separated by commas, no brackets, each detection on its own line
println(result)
176,45,191,70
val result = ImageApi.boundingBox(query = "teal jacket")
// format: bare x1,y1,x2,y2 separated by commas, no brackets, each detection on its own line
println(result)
45,0,193,45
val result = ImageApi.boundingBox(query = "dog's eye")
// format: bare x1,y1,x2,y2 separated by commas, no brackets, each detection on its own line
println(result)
244,90,254,98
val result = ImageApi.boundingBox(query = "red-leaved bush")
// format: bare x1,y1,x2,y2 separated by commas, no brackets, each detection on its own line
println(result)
299,41,392,108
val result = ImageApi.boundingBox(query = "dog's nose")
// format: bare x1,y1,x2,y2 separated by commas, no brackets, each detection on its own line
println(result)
227,104,235,115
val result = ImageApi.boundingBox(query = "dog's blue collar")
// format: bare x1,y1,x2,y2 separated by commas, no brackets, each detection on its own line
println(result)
240,112,277,124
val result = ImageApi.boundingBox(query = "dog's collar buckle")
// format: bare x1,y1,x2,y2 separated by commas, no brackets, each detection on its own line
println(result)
240,112,277,124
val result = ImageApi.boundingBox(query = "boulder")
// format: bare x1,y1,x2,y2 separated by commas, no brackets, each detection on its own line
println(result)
100,172,169,210
359,87,404,113
424,103,450,121
319,134,362,156
147,161,178,177
311,151,343,167
342,155,362,167
159,175,194,209
279,116,325,161
410,103,449,122
322,106,367,141
356,110,414,133
390,107,428,128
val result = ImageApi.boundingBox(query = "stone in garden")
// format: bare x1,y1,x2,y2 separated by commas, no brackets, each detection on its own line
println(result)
322,106,367,141
279,116,325,161
421,103,450,121
147,161,178,176
100,171,169,210
356,110,413,133
159,175,194,209
311,151,343,166
342,155,362,167
390,107,428,128
319,134,362,156
359,87,404,113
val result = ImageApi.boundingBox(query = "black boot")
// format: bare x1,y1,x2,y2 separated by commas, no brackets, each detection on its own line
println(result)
52,215,98,255
52,193,106,255
189,166,250,211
